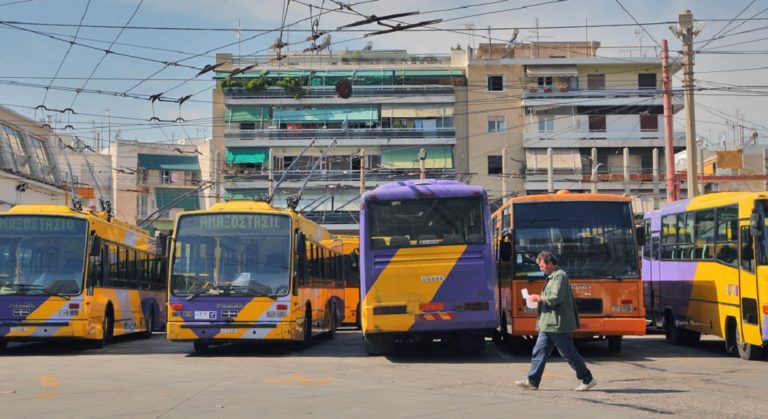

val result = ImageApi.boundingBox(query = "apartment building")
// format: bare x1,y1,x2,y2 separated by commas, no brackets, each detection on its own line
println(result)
0,106,65,209
465,42,685,210
110,139,209,234
211,50,467,229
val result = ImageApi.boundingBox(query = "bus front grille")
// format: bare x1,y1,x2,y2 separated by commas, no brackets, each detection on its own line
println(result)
576,299,603,314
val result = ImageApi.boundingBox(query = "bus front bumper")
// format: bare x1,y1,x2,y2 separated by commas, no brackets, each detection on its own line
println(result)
0,319,91,341
510,317,647,337
166,320,300,342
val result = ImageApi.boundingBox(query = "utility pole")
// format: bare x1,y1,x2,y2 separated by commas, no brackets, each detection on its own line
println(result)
652,148,660,209
359,148,366,195
501,147,508,203
590,147,598,194
267,149,274,196
673,10,700,198
661,39,677,202
623,147,630,195
546,147,554,193
419,148,427,180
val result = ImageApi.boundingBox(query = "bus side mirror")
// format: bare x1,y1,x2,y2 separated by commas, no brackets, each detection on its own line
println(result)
636,226,646,247
90,235,102,256
499,231,513,262
750,212,762,237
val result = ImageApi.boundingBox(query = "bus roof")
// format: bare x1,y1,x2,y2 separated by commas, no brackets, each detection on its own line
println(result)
509,191,631,204
645,191,768,217
363,179,485,201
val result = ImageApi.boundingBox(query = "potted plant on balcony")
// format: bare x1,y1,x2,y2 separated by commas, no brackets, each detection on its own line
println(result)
543,86,553,93
528,86,538,93
275,76,305,99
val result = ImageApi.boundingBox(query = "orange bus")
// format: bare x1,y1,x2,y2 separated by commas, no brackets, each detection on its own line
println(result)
494,191,645,352
337,235,361,327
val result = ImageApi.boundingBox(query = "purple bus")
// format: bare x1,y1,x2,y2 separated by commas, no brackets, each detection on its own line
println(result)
642,192,768,360
359,179,497,355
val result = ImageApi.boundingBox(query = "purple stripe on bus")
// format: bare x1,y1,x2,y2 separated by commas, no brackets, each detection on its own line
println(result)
364,248,399,294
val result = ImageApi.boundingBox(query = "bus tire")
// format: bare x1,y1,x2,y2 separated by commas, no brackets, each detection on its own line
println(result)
324,303,337,340
364,335,393,356
607,336,622,353
0,341,7,351
736,327,764,360
141,306,155,339
725,317,738,356
303,305,313,345
665,311,684,345
355,302,361,330
94,305,114,349
193,341,209,352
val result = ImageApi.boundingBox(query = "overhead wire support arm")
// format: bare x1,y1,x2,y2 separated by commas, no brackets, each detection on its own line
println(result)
288,139,338,211
364,19,443,37
137,181,213,229
267,139,316,204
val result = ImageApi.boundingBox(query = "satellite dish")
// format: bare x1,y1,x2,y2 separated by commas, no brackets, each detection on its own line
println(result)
336,79,353,99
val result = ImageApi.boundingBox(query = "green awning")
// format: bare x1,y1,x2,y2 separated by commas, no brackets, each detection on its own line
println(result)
155,188,200,211
273,106,378,123
137,154,199,171
224,188,268,201
226,147,268,164
380,146,454,169
401,69,465,77
225,106,268,123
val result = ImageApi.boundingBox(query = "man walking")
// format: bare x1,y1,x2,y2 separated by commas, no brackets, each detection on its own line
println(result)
515,251,597,391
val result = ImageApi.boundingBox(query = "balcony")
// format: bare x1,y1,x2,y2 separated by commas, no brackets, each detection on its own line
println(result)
523,131,686,148
223,85,456,100
224,127,456,145
136,175,201,187
223,168,457,183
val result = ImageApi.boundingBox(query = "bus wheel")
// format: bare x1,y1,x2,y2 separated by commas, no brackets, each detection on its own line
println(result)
355,302,361,330
364,335,393,356
0,341,7,351
736,328,765,360
193,341,209,353
302,306,313,345
607,336,622,353
94,306,114,349
323,304,337,340
141,306,155,339
725,318,738,356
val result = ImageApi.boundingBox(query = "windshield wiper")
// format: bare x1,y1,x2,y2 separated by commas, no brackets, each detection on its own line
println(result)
227,285,278,300
0,283,72,299
186,284,215,301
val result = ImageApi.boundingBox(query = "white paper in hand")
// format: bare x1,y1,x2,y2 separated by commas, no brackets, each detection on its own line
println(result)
521,288,538,309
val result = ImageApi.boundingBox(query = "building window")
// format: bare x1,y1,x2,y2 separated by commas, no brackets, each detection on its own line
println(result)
638,73,657,90
487,75,503,91
28,136,55,182
640,114,659,132
588,115,606,132
0,123,29,174
487,155,502,175
538,115,554,132
537,77,553,89
587,74,605,90
487,116,506,133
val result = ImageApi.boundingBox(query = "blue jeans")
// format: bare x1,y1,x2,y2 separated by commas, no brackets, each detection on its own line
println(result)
527,332,593,388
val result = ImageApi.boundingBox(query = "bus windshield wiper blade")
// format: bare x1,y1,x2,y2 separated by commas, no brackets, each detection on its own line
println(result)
186,285,215,301
227,285,278,300
0,283,71,299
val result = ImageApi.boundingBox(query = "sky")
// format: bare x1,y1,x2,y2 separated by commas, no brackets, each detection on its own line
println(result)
1,0,767,150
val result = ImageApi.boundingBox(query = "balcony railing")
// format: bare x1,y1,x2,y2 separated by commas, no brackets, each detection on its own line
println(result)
223,85,456,99
224,168,457,183
523,87,663,99
225,127,456,141
136,177,202,187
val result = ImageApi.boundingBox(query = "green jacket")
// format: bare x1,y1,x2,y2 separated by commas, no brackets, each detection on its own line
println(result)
536,269,580,333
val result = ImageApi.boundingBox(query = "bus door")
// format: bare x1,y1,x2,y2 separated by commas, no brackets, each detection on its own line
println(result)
738,225,762,347
649,232,663,327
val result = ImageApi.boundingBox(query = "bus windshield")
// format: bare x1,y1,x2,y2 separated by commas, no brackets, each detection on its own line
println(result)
367,196,485,249
171,213,292,298
513,201,638,279
0,216,87,296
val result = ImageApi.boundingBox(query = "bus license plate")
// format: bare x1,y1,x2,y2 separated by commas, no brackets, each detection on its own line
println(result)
10,326,28,333
220,328,238,334
194,311,217,320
